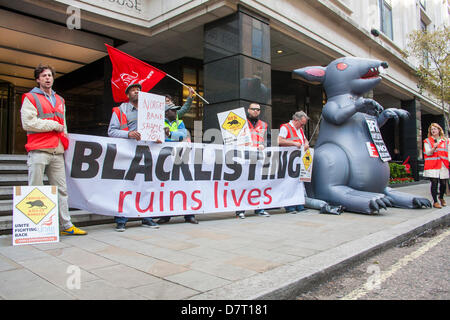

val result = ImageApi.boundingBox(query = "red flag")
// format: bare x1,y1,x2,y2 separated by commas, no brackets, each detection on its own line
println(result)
106,44,166,102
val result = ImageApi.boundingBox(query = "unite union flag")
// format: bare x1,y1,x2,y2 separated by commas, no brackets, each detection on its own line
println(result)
105,44,167,103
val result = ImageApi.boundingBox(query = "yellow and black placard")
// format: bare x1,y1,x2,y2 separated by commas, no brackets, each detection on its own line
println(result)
221,112,246,137
15,187,56,225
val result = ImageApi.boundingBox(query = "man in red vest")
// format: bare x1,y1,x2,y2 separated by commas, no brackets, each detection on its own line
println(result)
108,83,163,231
278,111,310,213
236,103,271,219
20,64,87,235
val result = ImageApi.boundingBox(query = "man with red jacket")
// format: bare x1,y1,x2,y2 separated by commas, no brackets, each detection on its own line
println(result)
278,111,309,214
108,83,163,231
236,103,271,219
20,64,87,235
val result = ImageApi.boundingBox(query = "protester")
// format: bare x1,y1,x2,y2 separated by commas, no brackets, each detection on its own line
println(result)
278,111,309,213
158,88,199,224
423,123,449,208
236,103,271,219
108,83,162,231
20,64,87,235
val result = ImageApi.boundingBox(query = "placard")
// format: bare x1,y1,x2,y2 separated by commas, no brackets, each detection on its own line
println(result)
13,186,59,246
364,115,391,162
300,147,314,182
217,107,252,145
137,91,165,142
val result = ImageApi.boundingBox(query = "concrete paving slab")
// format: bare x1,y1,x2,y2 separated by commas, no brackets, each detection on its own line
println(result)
164,269,231,291
88,264,160,289
130,279,199,300
0,268,75,300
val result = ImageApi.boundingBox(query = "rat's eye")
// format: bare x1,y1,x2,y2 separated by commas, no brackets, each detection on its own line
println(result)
336,63,348,71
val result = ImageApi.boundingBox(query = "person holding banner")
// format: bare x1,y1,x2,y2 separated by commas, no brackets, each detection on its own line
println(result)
108,83,162,231
278,111,310,213
423,123,450,209
236,103,271,219
158,89,199,225
20,64,87,236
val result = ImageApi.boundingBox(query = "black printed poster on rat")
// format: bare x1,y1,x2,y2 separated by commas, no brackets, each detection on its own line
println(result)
13,186,59,246
217,107,252,146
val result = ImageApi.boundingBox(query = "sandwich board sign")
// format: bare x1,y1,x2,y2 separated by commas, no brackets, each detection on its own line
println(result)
217,107,251,145
13,186,59,246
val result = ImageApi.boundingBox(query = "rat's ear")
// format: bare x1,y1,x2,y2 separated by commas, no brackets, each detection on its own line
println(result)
292,66,326,84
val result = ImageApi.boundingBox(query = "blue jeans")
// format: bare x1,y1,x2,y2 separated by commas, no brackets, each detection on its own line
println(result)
115,216,154,224
285,205,305,212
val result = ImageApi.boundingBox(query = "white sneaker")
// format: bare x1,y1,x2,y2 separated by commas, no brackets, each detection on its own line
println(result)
237,212,246,219
257,210,270,217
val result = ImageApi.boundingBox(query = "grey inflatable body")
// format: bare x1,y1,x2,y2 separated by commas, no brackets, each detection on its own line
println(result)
293,57,431,214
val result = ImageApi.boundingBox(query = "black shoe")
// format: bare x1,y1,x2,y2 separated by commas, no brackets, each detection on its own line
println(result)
115,223,126,232
158,217,171,224
142,219,160,229
185,217,199,224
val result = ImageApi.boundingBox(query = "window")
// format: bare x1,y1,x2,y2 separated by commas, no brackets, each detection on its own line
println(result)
379,0,393,40
420,20,429,68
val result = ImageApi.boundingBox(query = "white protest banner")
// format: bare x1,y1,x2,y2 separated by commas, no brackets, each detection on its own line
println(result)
13,186,59,246
65,134,305,218
300,147,314,182
217,107,251,145
137,92,165,142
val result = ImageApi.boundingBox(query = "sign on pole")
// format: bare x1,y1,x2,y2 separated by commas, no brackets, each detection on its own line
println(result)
13,186,59,246
137,92,165,142
217,107,251,145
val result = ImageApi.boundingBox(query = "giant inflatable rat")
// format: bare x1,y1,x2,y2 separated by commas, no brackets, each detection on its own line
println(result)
293,57,431,214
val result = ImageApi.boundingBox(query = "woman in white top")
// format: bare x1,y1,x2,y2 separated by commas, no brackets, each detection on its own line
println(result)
423,123,450,208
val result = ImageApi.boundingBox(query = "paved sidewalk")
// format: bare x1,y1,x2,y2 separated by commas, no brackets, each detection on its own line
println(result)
0,183,448,300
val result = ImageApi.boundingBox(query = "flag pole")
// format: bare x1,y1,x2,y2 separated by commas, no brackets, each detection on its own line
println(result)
165,73,209,105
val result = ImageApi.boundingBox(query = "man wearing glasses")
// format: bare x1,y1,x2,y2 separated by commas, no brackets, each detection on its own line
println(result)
278,111,310,213
236,103,271,219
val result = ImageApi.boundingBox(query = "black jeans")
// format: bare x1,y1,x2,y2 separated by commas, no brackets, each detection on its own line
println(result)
430,178,447,202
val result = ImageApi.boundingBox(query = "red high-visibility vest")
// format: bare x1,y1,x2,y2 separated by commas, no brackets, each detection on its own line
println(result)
248,119,268,147
22,92,68,152
424,137,449,170
280,122,306,144
112,107,129,131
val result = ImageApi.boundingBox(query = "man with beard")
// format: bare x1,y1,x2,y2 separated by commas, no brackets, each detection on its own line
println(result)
235,103,271,219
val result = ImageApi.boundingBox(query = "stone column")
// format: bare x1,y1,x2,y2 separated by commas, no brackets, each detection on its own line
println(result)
401,99,422,180
203,6,271,140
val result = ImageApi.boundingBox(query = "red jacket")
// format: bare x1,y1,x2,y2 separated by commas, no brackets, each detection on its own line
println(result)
112,106,129,131
22,92,68,152
248,119,268,147
280,122,305,143
424,137,449,170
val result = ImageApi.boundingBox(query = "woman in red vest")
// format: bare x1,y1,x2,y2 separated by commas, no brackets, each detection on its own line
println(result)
423,123,449,208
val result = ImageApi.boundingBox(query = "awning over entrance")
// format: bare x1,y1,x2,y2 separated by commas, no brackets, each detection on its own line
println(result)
0,8,111,88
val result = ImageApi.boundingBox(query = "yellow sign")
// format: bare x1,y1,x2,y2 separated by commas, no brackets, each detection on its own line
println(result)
221,112,246,137
15,187,56,224
302,149,312,171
